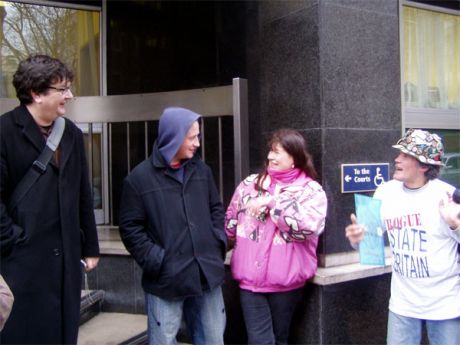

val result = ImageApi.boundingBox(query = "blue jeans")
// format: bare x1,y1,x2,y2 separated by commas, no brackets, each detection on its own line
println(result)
146,286,226,345
387,311,460,345
240,288,302,345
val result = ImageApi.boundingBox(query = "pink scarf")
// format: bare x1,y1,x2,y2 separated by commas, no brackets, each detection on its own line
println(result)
267,167,301,183
266,167,303,194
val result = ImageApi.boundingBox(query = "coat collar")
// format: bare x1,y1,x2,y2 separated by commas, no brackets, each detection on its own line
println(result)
12,105,75,170
12,105,45,154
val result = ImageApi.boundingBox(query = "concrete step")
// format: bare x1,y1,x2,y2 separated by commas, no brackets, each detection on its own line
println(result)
119,330,147,345
80,289,105,325
78,312,148,345
78,312,191,345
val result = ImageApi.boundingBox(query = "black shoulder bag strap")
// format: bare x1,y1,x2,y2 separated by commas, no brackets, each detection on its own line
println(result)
7,117,66,212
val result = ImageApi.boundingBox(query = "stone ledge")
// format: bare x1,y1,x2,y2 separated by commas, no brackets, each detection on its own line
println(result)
97,227,393,285
312,247,393,285
97,226,129,255
312,258,392,286
99,239,129,255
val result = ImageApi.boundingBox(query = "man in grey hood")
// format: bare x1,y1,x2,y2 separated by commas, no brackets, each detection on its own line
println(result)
119,107,227,345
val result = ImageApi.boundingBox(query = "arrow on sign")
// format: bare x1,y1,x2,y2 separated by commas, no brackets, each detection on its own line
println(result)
345,175,352,182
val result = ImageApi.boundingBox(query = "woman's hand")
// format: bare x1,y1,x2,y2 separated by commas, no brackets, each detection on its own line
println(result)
246,195,272,218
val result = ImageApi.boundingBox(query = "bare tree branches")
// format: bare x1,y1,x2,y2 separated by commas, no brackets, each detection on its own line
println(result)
2,2,77,71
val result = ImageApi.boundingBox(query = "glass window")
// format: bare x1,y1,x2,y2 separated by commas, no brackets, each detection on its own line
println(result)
436,129,460,188
0,1,101,97
402,4,459,188
1,1,105,222
403,6,460,110
80,123,106,223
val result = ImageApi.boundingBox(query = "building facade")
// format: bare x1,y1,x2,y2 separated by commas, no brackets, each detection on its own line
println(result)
1,0,459,343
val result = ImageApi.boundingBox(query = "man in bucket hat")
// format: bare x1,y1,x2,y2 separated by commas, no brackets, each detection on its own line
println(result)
345,129,460,345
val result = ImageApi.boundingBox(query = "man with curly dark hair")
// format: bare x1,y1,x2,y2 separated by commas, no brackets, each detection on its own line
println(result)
0,55,100,344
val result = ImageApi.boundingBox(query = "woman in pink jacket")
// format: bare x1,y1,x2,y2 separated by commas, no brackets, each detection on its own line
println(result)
225,128,327,345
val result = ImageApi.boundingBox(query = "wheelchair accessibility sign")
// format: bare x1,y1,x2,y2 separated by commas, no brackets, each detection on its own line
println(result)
341,163,389,193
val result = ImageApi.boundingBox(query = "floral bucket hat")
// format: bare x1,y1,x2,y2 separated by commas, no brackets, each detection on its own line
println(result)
392,128,445,166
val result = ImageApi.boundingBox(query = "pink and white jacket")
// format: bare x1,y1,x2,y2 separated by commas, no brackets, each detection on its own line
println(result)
225,172,327,293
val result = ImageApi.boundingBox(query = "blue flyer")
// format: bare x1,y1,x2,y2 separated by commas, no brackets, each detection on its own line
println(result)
354,194,385,266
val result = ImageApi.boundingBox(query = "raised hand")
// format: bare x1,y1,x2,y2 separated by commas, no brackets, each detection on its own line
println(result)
345,213,366,246
439,191,460,230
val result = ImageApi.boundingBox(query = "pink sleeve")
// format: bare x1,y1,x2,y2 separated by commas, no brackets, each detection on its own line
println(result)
224,181,244,239
270,181,327,242
0,275,14,331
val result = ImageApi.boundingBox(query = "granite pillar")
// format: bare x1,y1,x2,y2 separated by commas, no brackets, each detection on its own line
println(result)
241,1,403,342
89,1,406,343
252,0,402,255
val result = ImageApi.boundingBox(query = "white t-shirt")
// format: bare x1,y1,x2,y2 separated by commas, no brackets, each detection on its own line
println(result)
374,179,460,320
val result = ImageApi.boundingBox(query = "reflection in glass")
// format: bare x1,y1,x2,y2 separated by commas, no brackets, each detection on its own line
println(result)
82,124,103,210
441,152,460,189
433,129,460,189
0,1,100,97
403,7,460,110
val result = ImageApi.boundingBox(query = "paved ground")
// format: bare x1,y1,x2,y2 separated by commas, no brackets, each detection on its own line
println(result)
78,312,147,345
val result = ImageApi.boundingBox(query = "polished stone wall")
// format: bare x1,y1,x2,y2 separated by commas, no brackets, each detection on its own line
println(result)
88,256,392,344
290,274,391,344
88,1,405,343
87,255,145,314
249,0,402,255
102,0,402,256
225,269,393,344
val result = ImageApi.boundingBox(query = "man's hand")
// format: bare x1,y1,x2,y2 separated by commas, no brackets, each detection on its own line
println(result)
439,192,460,230
345,213,365,246
83,257,100,272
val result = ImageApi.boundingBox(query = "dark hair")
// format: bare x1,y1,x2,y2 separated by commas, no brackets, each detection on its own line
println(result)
421,162,440,180
13,55,74,105
255,128,318,191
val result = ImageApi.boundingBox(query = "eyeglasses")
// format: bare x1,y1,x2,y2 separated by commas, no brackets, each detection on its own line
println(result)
47,86,72,95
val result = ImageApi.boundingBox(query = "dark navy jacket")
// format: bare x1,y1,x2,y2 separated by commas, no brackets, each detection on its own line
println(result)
119,144,226,299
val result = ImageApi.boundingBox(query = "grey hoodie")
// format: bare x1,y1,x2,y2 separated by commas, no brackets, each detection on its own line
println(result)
156,107,201,181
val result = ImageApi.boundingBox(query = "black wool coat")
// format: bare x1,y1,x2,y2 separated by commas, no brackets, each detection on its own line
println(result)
0,105,99,345
119,144,227,299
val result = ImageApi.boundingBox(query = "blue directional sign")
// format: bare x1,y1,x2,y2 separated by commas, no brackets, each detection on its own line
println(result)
341,163,390,193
